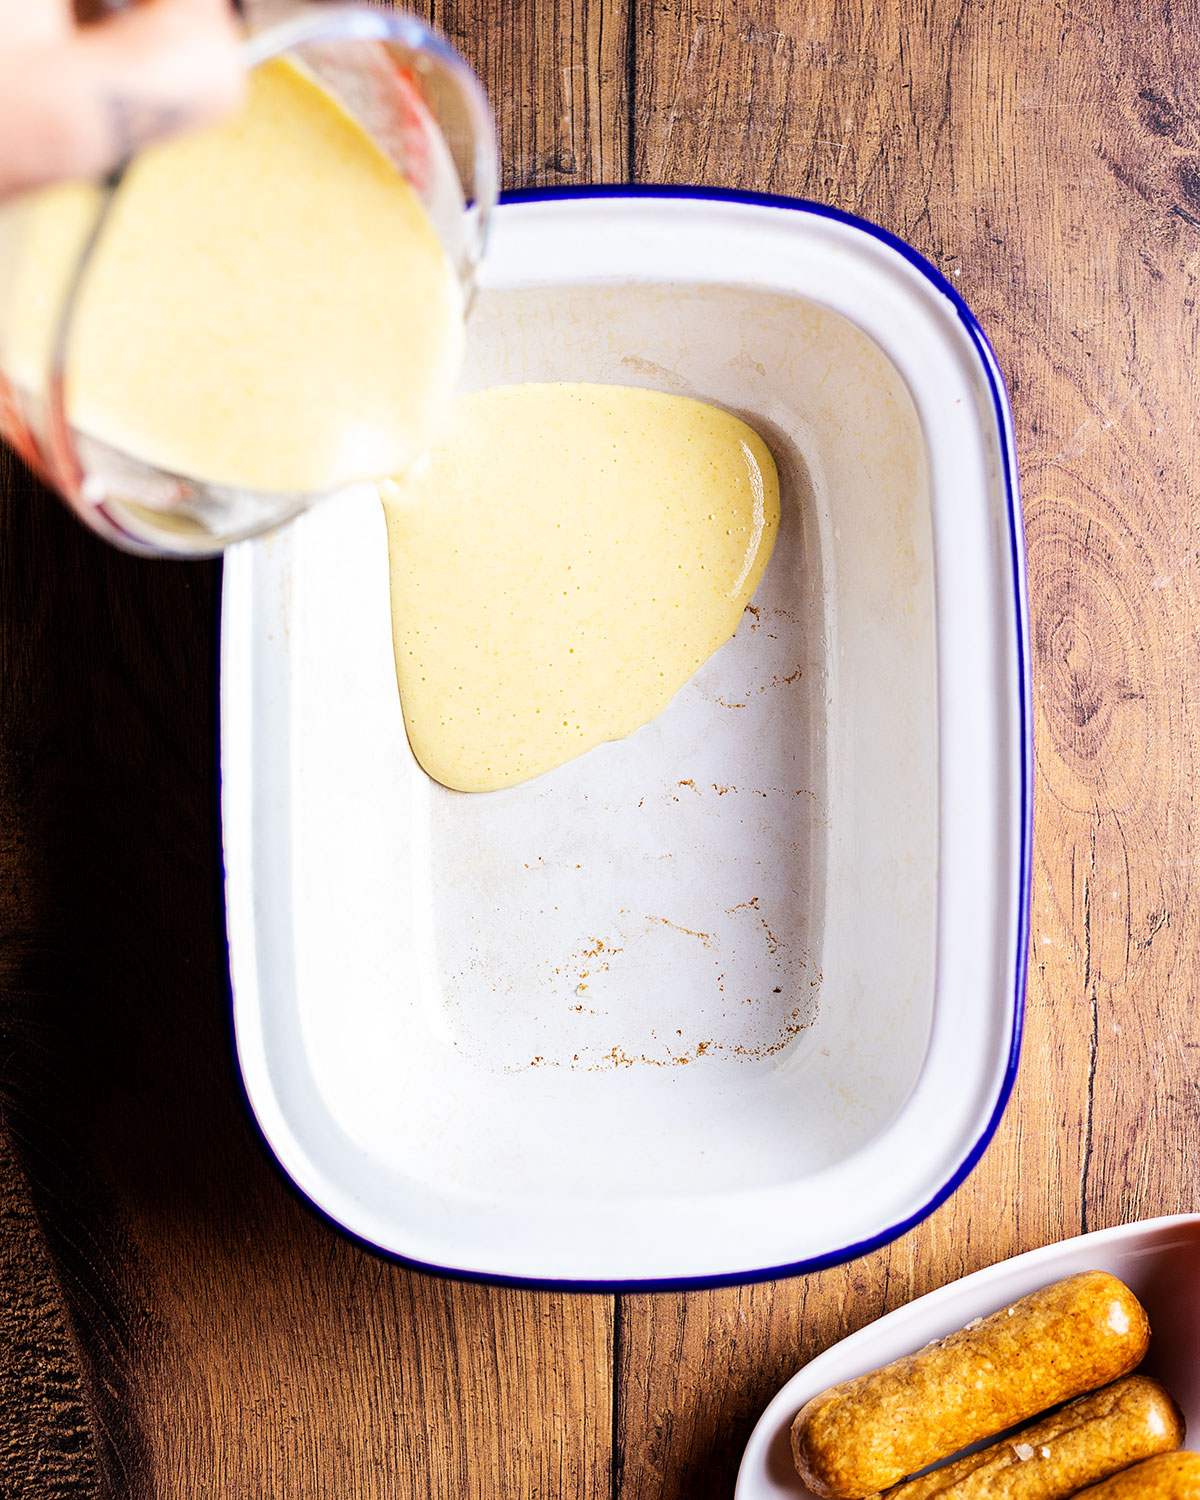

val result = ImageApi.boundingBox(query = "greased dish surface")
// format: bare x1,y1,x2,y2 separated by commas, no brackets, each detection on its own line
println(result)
221,190,1028,1285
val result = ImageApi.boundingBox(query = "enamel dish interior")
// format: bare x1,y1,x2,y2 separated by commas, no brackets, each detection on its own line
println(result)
736,1214,1200,1498
220,192,1029,1285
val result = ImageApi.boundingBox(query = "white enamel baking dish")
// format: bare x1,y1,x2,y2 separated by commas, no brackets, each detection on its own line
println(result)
220,188,1030,1287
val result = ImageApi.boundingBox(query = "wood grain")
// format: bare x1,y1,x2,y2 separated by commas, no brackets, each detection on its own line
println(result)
427,0,630,187
617,1,1200,1496
0,1119,100,1499
4,0,1200,1495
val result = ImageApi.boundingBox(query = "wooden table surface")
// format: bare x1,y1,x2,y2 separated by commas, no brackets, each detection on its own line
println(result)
3,0,1200,1494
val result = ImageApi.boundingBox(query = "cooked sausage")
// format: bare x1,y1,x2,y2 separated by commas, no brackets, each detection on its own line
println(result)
872,1375,1183,1500
791,1271,1151,1498
1071,1453,1200,1498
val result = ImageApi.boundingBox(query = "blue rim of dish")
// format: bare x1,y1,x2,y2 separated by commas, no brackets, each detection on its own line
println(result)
223,183,1032,1293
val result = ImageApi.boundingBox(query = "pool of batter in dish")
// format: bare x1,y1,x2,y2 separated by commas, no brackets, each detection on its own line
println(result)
380,382,780,793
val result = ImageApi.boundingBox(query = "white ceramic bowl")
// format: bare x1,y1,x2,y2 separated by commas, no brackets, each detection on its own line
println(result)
737,1214,1200,1498
220,189,1030,1286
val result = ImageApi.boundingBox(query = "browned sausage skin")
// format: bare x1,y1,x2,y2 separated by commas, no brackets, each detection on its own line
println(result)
790,1272,1152,1498
1072,1453,1200,1498
871,1375,1182,1500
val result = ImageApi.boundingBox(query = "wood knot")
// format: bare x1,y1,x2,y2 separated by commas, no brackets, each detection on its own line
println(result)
1029,498,1163,817
1137,87,1184,140
1175,158,1200,215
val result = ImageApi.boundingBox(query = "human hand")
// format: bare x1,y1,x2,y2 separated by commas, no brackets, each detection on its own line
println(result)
0,0,244,201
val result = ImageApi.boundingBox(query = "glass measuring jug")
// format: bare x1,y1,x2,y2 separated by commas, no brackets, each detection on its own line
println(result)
0,1,499,557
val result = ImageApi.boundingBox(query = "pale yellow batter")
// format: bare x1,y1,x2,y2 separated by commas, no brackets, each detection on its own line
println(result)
4,59,462,493
381,383,779,793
